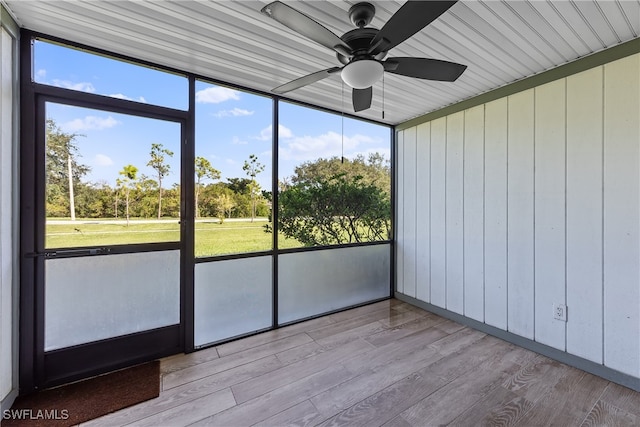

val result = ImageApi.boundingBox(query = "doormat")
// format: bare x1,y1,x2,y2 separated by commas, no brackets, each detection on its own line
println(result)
3,361,160,427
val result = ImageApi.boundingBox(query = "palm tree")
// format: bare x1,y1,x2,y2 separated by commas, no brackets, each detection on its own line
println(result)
243,154,265,222
117,164,138,226
147,143,174,219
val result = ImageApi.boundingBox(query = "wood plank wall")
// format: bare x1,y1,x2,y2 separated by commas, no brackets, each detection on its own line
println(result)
395,53,640,379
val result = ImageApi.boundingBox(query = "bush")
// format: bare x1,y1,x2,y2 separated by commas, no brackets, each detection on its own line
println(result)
267,173,391,246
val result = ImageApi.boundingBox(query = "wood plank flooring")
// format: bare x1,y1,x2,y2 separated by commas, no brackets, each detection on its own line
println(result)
83,299,640,426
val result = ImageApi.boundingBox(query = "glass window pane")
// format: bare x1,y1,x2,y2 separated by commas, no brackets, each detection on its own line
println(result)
278,244,391,324
34,40,188,110
45,103,181,248
194,257,272,347
45,251,180,351
278,102,391,248
194,81,273,257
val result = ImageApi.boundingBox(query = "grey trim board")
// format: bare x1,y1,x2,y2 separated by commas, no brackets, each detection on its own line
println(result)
395,292,640,392
1,388,18,412
1,4,19,37
397,38,640,131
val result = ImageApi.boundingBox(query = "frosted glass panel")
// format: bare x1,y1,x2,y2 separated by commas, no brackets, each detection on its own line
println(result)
279,244,391,324
45,250,180,351
195,256,272,347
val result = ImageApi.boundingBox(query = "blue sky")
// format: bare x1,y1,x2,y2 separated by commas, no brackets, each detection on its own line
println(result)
37,40,390,190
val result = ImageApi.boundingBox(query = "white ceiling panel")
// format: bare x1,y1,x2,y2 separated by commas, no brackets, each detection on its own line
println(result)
4,0,639,125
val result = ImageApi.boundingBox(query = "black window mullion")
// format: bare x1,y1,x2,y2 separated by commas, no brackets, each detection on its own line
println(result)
272,98,280,329
182,75,196,353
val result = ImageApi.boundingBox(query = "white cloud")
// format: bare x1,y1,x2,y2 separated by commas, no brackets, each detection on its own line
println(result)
232,136,248,145
260,149,272,159
256,124,293,141
62,115,120,132
279,125,294,139
225,159,237,165
213,108,254,118
36,69,47,79
280,132,376,161
52,79,96,93
94,154,114,166
195,87,240,104
109,93,147,103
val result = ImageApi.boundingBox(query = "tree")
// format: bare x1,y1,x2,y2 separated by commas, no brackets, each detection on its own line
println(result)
226,177,252,194
133,174,159,218
214,192,236,223
195,156,221,218
116,164,138,226
45,119,90,219
162,183,181,218
147,143,174,219
270,173,391,246
243,154,265,222
114,186,119,219
74,181,113,218
291,153,390,194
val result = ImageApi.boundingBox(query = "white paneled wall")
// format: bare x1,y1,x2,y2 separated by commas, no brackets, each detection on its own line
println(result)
396,131,404,295
566,66,603,363
415,123,430,302
507,90,535,340
446,112,464,315
396,53,640,379
463,106,485,322
534,79,566,351
603,56,640,376
0,23,16,407
401,127,417,298
483,99,508,330
430,118,447,308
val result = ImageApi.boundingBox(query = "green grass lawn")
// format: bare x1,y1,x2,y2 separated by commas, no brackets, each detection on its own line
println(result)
46,219,302,257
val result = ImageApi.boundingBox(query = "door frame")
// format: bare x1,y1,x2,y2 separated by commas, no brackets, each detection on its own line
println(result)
19,49,194,390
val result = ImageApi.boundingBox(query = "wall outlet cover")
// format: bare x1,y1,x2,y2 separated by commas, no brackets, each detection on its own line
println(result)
553,303,567,322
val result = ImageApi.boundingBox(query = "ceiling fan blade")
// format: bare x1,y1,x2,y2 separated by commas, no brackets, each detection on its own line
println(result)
352,87,372,112
261,1,352,56
384,57,467,81
272,67,341,94
369,1,457,55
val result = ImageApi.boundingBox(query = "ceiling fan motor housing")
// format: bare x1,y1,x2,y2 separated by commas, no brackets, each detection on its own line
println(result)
349,2,376,27
337,28,387,64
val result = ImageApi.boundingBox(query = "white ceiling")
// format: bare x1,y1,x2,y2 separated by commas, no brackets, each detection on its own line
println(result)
4,0,639,125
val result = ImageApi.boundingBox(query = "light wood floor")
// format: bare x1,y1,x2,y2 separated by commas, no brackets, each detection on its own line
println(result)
84,299,640,426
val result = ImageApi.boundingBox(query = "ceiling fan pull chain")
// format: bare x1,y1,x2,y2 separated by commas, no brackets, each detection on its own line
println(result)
382,73,385,120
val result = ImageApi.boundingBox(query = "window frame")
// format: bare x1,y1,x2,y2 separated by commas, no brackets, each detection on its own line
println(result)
19,29,394,392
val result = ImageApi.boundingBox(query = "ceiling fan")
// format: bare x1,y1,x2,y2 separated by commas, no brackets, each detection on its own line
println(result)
260,1,467,112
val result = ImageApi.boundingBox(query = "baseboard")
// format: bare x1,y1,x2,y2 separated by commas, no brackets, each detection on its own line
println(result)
1,388,19,412
395,292,640,392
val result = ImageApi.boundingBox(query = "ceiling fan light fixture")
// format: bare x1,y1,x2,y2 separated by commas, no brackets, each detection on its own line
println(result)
341,59,383,89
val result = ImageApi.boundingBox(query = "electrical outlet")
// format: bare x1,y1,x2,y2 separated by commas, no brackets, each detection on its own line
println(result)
553,303,567,322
